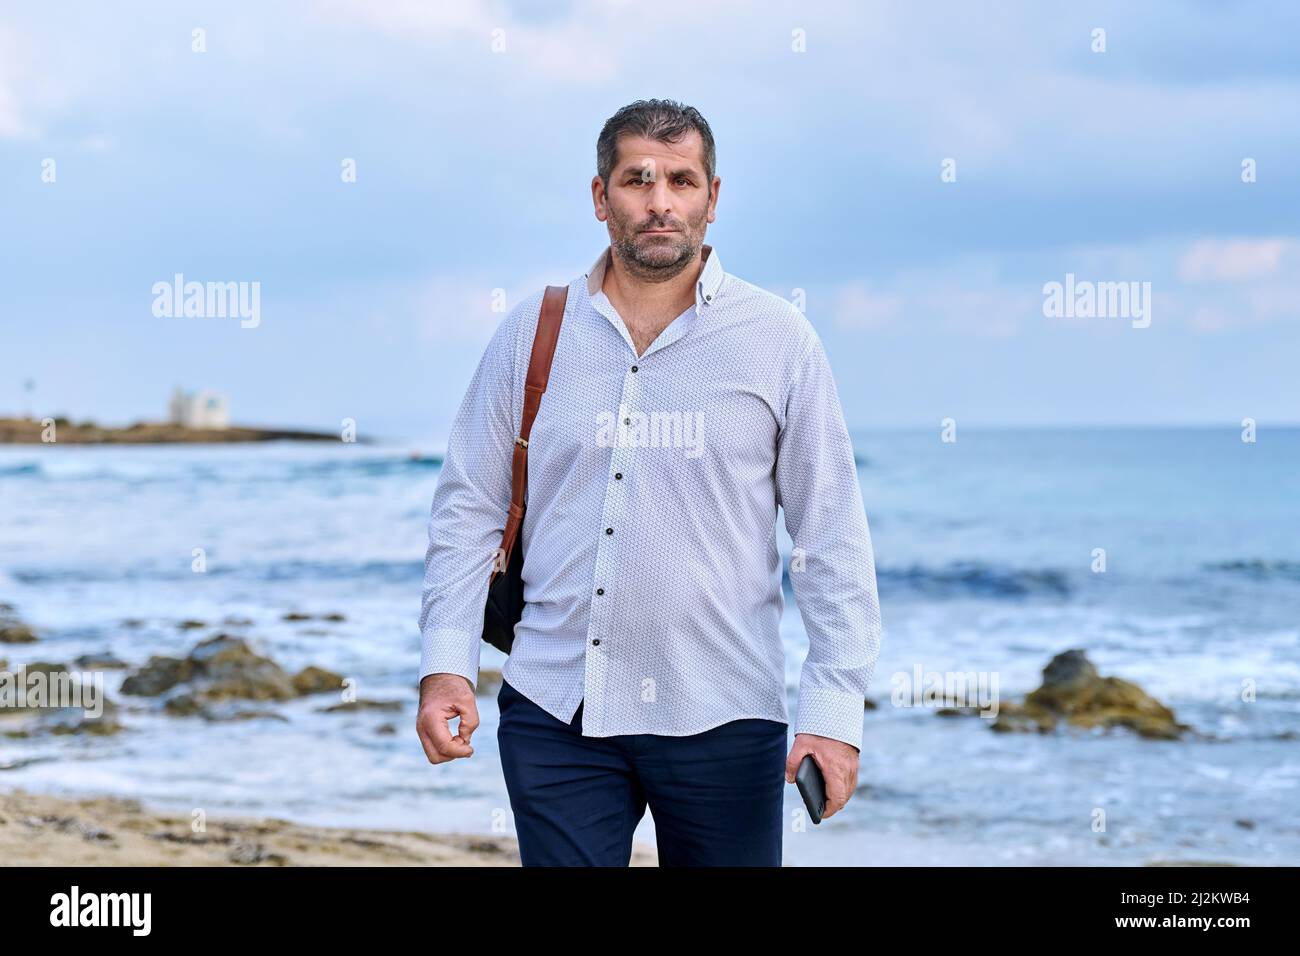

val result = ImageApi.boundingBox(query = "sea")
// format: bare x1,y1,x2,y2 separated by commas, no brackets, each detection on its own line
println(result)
1,426,1297,866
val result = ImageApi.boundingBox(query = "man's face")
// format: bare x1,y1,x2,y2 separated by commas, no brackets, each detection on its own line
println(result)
593,131,720,281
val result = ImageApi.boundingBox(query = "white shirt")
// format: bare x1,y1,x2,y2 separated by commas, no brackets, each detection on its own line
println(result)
419,243,883,749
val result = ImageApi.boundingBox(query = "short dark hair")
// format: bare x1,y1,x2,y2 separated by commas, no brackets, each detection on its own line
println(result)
596,99,716,194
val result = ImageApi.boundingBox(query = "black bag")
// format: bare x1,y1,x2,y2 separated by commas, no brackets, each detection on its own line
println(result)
481,284,568,655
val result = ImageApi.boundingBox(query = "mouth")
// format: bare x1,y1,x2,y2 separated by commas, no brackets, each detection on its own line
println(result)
640,229,679,234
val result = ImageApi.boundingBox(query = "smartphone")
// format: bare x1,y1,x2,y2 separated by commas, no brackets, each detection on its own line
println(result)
795,754,827,824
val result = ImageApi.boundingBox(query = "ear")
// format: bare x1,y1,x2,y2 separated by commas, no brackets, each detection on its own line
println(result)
591,175,609,222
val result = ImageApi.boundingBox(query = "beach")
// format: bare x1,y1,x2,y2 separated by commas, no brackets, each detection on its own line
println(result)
2,433,1298,867
0,787,659,867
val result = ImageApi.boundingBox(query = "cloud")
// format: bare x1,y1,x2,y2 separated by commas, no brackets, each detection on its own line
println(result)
0,26,30,138
313,0,627,85
349,270,559,349
1177,238,1296,282
827,270,1037,338
830,281,903,330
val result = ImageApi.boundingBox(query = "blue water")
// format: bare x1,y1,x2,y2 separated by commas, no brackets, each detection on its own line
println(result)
1,428,1297,865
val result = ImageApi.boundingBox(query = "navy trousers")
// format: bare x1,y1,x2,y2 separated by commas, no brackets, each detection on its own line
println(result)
496,677,788,866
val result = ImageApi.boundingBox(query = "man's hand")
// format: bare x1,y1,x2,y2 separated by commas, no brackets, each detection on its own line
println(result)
417,673,479,764
785,733,860,819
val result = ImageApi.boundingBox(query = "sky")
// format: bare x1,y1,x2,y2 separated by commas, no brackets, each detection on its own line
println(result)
1,0,1298,442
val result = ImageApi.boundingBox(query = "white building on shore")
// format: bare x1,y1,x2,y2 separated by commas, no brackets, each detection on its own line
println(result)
168,387,230,429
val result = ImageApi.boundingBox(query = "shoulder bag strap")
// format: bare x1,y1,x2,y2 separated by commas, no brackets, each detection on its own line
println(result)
494,284,568,578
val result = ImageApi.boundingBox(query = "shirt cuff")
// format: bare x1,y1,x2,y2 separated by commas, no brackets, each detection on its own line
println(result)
794,685,865,751
418,627,482,689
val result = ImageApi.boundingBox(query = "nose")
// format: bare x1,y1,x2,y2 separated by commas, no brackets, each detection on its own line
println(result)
644,178,674,221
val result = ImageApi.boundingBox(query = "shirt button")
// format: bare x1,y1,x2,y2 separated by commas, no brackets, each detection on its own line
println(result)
596,587,605,595
605,527,613,535
614,472,623,480
623,417,630,425
631,365,638,372
705,294,712,302
592,639,601,646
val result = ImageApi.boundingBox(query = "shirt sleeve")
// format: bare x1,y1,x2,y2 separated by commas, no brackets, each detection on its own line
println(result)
774,329,883,751
417,297,532,688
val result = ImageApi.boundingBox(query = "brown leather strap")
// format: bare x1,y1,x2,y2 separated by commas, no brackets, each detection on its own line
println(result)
493,284,568,580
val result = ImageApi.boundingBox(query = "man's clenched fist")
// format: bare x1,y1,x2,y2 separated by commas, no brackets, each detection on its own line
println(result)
417,672,479,764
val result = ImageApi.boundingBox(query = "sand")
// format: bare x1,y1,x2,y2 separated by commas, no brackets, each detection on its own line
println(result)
0,788,660,866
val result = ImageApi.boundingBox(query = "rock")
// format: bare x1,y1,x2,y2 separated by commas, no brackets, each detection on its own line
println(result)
0,664,125,736
186,634,297,701
1,663,76,713
992,649,1190,739
283,612,312,622
936,706,979,717
163,693,288,722
20,660,68,678
163,693,206,717
323,613,346,622
74,652,130,670
44,710,125,736
1040,649,1096,687
228,841,286,865
317,699,404,714
0,605,36,643
121,634,350,717
0,624,38,644
121,656,195,697
122,635,292,703
988,701,1058,734
291,666,345,695
222,710,289,723
177,620,207,630
118,634,356,716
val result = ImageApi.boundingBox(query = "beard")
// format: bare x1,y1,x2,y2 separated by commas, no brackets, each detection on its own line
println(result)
607,200,708,282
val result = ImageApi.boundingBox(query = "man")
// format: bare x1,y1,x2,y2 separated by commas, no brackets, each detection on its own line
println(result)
416,99,882,867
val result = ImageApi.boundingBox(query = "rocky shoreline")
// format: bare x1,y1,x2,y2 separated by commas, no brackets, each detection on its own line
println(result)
936,648,1196,740
1,603,662,866
1,608,464,737
0,787,660,866
2,603,1204,745
1,602,1249,866
0,417,345,444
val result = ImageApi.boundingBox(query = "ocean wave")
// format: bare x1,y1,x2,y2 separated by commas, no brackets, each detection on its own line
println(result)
278,457,443,479
1206,559,1300,582
9,558,423,586
0,462,42,477
10,556,1072,598
876,561,1072,598
0,455,443,484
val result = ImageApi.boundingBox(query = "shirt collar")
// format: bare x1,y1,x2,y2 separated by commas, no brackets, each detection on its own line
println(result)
586,243,725,308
